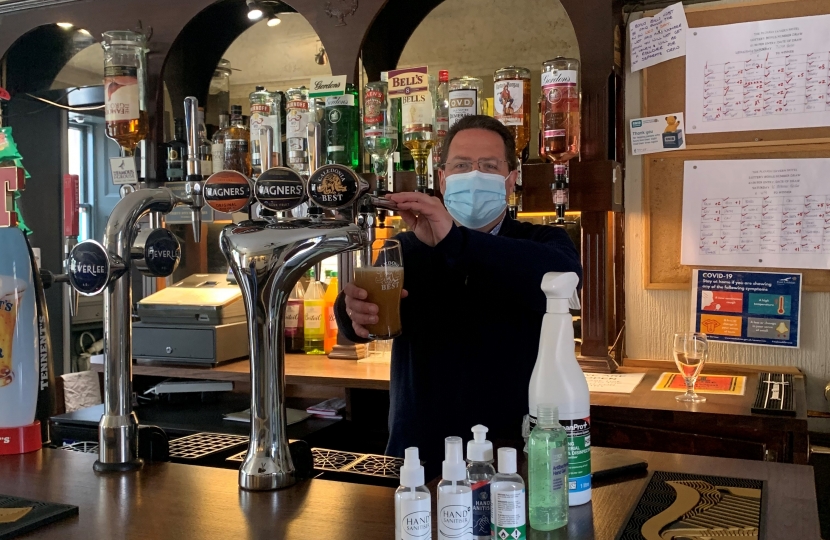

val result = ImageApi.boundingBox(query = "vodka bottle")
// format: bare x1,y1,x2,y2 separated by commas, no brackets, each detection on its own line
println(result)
286,86,310,175
364,78,397,191
211,112,229,172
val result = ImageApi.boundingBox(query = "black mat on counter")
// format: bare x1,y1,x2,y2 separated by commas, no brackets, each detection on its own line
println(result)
616,470,764,540
0,494,78,539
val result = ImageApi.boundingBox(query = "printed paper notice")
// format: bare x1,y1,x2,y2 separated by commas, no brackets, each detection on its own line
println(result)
686,14,830,134
630,2,688,72
691,269,801,348
652,373,747,395
681,159,830,269
585,373,646,394
630,112,686,155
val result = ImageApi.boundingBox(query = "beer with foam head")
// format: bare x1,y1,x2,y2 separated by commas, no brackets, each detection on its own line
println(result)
354,239,404,340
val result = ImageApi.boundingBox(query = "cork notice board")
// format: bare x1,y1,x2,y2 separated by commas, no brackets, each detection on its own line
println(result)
642,0,830,291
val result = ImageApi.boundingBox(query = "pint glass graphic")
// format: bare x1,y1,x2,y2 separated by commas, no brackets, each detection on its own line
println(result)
0,227,38,429
0,279,25,387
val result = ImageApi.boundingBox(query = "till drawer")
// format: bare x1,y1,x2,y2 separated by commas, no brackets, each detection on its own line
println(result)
133,325,216,360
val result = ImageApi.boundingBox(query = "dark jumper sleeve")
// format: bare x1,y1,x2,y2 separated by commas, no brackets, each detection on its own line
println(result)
334,290,371,344
433,223,581,314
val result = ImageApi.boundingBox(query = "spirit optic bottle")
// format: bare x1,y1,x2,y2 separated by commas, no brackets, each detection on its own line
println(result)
434,70,450,166
539,57,580,163
211,113,229,172
286,86,310,175
364,78,398,191
448,76,483,128
102,30,149,154
402,80,435,193
223,105,251,177
494,66,531,216
325,83,360,169
197,107,213,178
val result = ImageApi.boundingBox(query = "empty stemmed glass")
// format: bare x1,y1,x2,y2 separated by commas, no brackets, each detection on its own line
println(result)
673,332,708,402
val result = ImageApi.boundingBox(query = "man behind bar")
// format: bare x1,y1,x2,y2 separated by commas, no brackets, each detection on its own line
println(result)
335,115,582,474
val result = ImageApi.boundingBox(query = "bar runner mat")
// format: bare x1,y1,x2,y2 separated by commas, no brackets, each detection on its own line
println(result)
616,471,764,540
0,494,78,539
751,372,796,416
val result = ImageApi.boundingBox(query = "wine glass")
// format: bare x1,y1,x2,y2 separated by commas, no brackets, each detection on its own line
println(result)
673,332,708,402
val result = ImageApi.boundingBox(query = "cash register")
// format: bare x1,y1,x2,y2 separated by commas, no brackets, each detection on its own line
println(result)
133,273,248,366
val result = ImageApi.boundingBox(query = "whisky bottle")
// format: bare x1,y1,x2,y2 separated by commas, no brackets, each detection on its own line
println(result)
166,118,187,182
223,105,251,177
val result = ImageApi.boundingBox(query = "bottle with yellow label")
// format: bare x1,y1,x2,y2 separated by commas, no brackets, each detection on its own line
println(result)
303,270,326,354
323,271,339,354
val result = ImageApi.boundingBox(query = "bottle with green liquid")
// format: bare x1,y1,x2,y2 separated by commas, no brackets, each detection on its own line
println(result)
303,269,326,354
528,404,568,531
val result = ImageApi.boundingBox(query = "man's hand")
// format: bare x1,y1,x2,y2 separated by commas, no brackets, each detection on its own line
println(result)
343,281,408,339
387,192,454,247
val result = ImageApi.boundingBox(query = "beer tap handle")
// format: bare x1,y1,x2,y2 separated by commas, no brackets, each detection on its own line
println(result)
184,97,204,242
62,174,80,316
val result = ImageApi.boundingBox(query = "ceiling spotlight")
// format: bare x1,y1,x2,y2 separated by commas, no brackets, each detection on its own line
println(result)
267,15,281,26
57,22,73,29
246,0,263,20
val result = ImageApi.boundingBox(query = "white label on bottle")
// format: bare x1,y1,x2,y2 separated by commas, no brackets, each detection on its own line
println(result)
541,70,578,89
325,94,355,107
494,80,525,127
286,108,309,140
200,159,212,176
402,93,434,127
438,491,472,540
104,67,140,122
492,487,525,528
211,143,225,171
449,89,477,128
285,304,300,328
400,498,432,540
327,146,345,152
436,118,449,138
304,305,323,329
250,112,266,132
551,447,568,492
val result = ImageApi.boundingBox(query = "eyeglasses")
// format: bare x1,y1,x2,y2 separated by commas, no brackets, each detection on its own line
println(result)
439,158,508,174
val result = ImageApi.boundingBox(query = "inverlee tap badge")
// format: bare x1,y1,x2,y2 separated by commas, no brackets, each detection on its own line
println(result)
255,167,307,211
307,164,361,209
68,240,118,296
132,228,181,277
203,170,252,214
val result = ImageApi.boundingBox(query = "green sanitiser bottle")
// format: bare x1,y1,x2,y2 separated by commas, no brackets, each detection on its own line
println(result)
528,404,568,531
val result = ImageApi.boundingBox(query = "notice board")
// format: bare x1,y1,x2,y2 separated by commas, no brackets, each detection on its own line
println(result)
641,0,830,290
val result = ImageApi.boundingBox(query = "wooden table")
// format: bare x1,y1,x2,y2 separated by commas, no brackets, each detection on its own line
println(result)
0,447,819,539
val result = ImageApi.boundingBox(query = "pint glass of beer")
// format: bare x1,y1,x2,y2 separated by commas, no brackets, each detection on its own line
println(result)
353,239,404,340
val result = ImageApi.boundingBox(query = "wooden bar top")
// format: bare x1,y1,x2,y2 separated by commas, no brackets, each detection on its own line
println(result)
0,447,819,539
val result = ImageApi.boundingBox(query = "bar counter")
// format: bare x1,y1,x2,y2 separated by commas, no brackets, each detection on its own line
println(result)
0,446,819,539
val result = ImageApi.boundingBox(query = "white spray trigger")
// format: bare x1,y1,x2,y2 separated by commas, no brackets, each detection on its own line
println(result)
540,272,580,313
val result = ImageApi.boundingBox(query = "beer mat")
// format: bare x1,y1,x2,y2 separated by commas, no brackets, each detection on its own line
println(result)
0,494,78,539
615,471,764,540
651,372,747,395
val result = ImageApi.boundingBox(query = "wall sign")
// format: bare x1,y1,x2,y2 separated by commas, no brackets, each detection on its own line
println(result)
691,269,801,348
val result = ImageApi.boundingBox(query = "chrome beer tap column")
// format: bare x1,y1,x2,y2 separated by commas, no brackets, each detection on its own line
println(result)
205,163,378,490
67,97,208,473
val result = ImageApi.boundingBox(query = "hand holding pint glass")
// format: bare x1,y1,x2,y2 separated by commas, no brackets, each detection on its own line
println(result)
345,239,405,340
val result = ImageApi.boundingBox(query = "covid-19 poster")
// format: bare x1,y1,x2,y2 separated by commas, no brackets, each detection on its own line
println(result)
691,270,801,348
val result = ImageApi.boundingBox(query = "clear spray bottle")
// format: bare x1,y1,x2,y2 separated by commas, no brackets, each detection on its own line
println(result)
466,425,495,540
438,436,473,540
395,447,431,540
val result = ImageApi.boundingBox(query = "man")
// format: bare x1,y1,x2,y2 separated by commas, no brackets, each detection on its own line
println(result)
335,115,582,472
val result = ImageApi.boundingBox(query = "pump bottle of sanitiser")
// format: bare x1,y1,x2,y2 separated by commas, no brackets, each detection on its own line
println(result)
466,425,496,540
395,447,431,540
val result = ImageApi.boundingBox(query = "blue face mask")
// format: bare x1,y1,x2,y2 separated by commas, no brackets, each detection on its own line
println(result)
442,170,508,230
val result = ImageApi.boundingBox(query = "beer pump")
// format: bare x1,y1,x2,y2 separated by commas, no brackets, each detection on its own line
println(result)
66,98,198,472
203,152,394,490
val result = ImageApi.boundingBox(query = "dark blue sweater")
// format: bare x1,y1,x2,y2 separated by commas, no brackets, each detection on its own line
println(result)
335,216,582,475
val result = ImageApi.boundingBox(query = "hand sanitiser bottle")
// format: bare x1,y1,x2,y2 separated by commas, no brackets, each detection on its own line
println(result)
438,436,473,540
490,448,526,540
395,447,431,540
466,425,496,540
527,271,591,506
528,404,568,531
